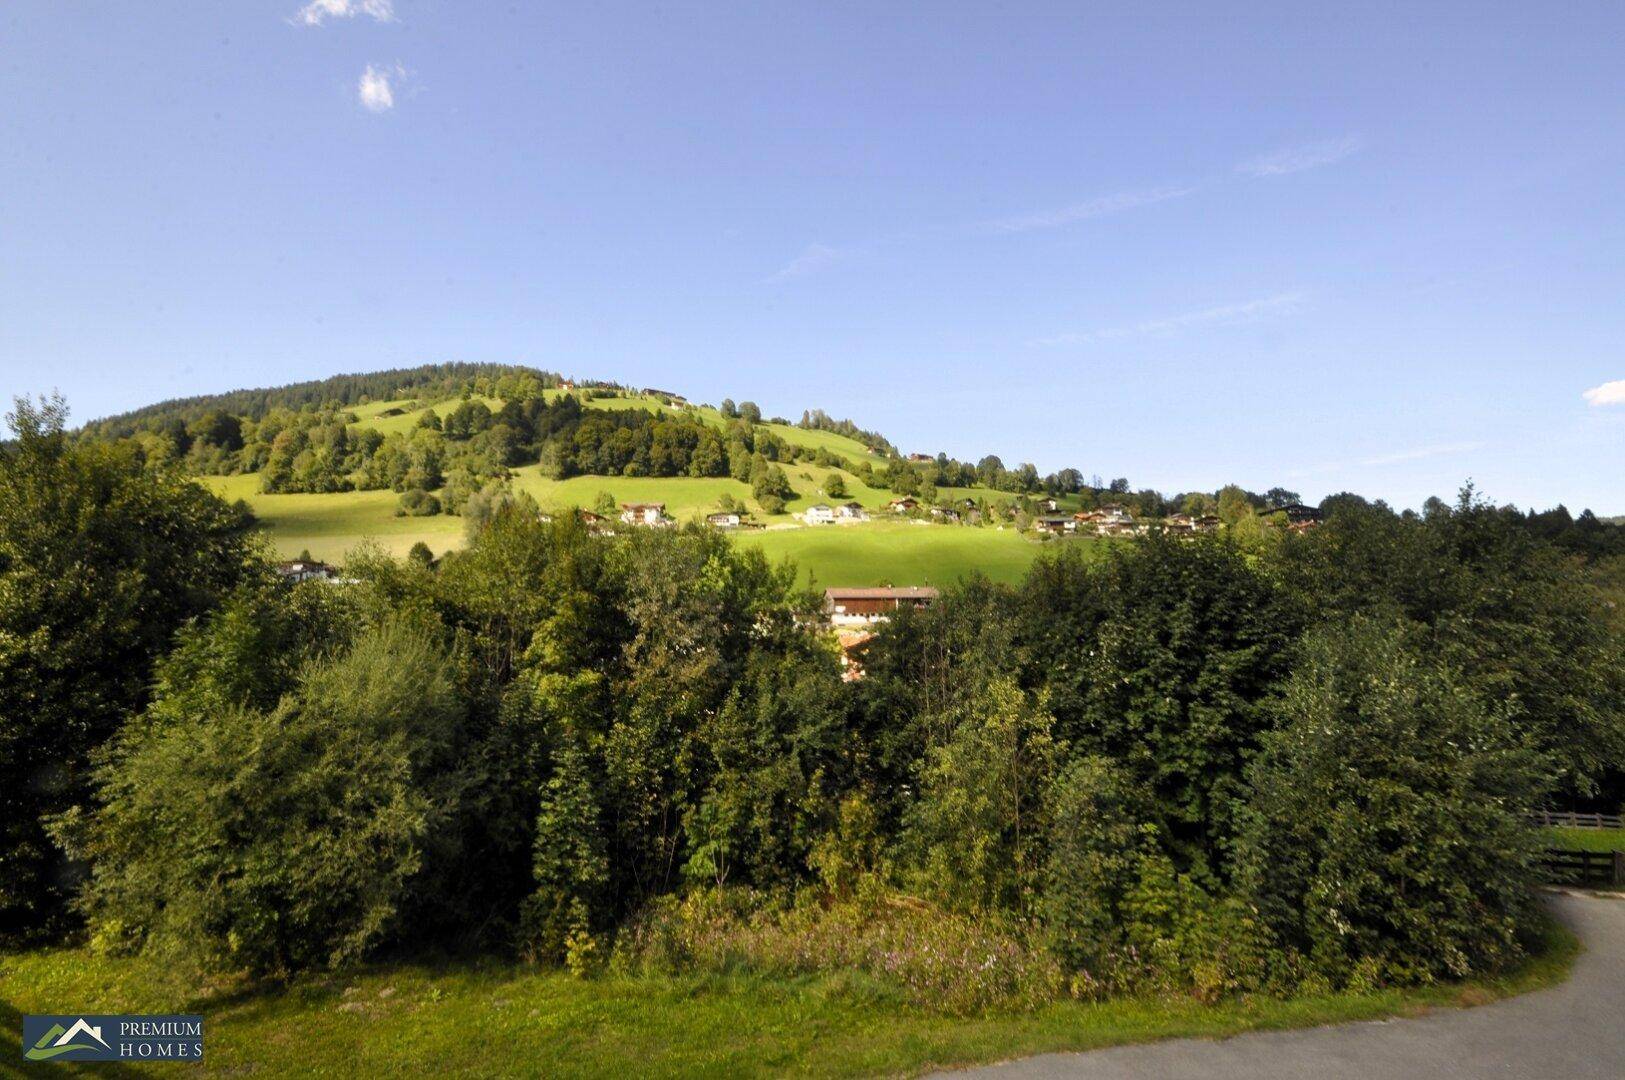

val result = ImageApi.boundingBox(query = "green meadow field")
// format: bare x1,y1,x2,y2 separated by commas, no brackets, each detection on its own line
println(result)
198,468,1085,584
738,520,1055,587
195,391,1076,582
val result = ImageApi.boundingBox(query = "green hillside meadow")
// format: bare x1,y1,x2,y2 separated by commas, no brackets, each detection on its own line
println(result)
198,391,1079,584
202,470,1081,586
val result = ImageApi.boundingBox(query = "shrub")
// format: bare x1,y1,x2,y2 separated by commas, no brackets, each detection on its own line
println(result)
1038,756,1149,972
397,488,442,516
1233,619,1548,987
615,886,1063,1015
903,677,1057,913
1111,845,1276,1001
69,620,468,976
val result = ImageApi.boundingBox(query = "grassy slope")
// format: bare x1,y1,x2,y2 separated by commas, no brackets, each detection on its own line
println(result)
738,520,1072,587
203,391,1024,572
206,465,1074,582
202,474,466,560
201,391,1045,573
0,919,1577,1078
348,396,504,436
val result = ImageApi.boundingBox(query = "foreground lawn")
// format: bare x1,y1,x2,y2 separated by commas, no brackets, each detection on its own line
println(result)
1545,826,1625,852
1,921,1576,1078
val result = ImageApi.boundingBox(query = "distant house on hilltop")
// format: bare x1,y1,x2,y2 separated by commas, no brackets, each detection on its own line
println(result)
887,497,919,513
1033,514,1076,535
804,504,837,525
1267,503,1324,529
907,452,934,463
824,586,940,627
1164,513,1221,535
706,511,744,529
620,502,672,527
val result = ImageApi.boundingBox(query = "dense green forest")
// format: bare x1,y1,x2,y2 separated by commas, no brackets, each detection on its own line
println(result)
4,392,1623,1013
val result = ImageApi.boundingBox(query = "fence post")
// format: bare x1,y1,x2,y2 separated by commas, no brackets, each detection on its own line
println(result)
1614,852,1625,888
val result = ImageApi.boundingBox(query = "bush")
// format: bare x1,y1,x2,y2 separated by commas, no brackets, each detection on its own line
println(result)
903,677,1057,913
1038,756,1148,972
1109,845,1276,1001
615,886,1063,1015
1233,619,1547,987
70,620,468,976
397,488,442,516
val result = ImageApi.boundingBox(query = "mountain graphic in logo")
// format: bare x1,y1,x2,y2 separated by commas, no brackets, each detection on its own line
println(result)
25,1017,111,1061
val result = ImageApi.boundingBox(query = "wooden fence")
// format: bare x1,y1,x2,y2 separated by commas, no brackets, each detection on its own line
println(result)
1530,810,1624,830
1541,848,1625,887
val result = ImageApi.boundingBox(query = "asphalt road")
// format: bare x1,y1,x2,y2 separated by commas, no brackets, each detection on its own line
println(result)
945,891,1625,1080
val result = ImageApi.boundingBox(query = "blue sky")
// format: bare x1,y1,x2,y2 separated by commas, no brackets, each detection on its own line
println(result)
3,2,1622,512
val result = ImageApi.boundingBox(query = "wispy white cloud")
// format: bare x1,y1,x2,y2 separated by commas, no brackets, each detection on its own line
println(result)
1286,440,1485,480
1238,135,1362,178
1582,378,1625,406
292,0,394,26
766,243,843,283
1034,291,1304,347
981,185,1196,234
1358,441,1484,467
358,63,404,112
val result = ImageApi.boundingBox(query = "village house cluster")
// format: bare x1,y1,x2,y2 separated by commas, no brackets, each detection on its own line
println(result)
1032,503,1322,537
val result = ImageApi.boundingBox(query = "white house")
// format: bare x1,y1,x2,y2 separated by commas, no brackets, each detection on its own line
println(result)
620,502,672,527
804,504,837,525
836,502,869,522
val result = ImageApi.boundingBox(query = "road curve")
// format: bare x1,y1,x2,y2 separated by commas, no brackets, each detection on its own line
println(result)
943,891,1624,1080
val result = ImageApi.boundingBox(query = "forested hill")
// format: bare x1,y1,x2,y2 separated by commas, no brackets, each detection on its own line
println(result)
80,362,571,438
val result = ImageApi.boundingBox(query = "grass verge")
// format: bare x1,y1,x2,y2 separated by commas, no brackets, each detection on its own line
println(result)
1544,826,1625,853
0,916,1577,1078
